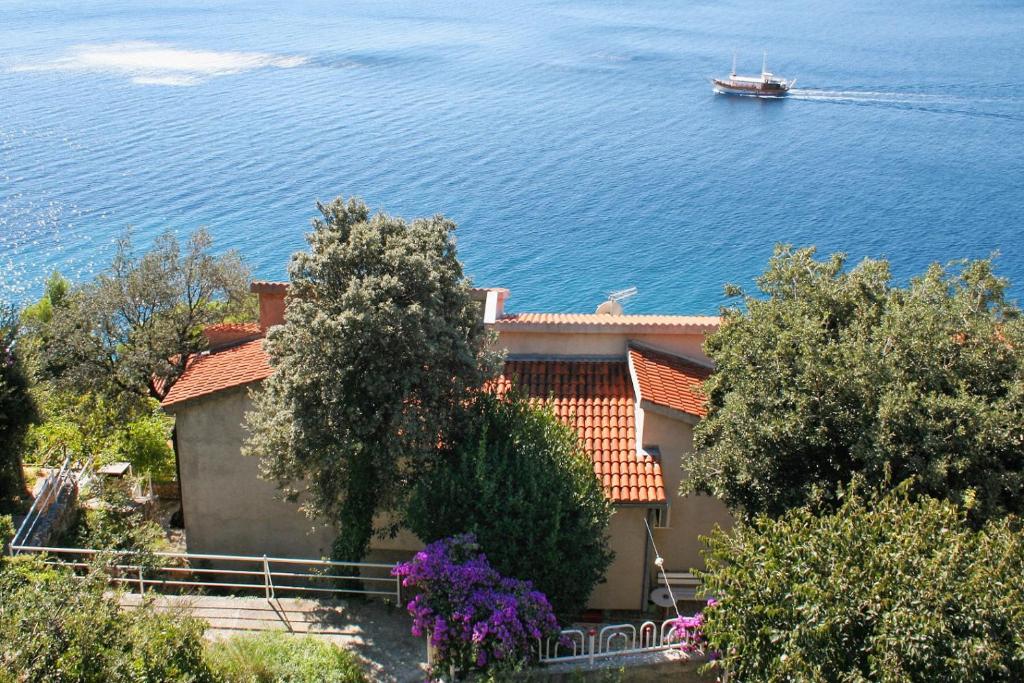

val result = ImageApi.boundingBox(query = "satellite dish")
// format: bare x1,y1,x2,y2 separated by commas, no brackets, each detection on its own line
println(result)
649,587,677,608
595,286,638,315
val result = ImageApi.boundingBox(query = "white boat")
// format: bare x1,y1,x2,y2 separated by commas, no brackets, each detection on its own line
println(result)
712,52,794,97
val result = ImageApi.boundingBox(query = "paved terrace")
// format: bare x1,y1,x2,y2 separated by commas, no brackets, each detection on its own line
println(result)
120,594,428,682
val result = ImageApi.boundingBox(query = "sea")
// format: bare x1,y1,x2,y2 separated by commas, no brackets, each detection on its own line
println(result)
1,0,1022,314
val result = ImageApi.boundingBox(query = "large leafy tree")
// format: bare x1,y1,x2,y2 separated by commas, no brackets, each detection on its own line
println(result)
700,481,1024,682
244,196,498,562
42,229,249,403
405,392,614,619
0,304,38,513
685,245,1024,522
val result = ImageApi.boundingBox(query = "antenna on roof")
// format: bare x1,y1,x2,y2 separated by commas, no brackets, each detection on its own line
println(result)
596,286,637,315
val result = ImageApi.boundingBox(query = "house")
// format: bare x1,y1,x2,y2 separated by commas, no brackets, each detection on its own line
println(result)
160,282,733,612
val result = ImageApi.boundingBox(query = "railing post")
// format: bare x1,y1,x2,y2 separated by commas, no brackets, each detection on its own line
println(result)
262,555,274,600
138,567,145,594
588,628,597,666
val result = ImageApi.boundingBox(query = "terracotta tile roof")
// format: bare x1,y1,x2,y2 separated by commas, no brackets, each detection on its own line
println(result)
250,281,289,294
494,313,720,331
161,339,272,409
628,344,711,418
493,360,666,504
203,323,263,349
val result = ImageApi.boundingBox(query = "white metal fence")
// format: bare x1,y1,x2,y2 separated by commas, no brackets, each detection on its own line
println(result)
9,545,401,602
538,618,700,665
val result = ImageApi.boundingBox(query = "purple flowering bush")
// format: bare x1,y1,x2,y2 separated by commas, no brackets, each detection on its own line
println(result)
393,534,561,675
666,599,716,655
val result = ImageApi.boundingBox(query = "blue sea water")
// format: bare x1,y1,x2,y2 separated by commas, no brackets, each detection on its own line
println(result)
1,0,1022,313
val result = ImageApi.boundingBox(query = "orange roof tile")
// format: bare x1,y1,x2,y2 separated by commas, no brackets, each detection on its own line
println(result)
494,313,719,331
628,344,711,418
161,339,272,408
203,323,263,349
250,281,289,294
493,360,666,504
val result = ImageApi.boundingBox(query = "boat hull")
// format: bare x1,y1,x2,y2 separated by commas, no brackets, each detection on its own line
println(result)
711,79,790,98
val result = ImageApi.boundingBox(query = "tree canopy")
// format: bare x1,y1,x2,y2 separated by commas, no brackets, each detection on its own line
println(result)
700,480,1024,682
684,246,1024,522
41,229,249,402
405,392,613,619
244,196,498,562
0,304,38,513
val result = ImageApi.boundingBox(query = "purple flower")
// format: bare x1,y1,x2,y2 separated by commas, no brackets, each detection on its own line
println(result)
393,534,561,674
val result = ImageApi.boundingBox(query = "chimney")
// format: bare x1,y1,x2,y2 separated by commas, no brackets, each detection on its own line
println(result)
470,287,510,324
250,281,288,331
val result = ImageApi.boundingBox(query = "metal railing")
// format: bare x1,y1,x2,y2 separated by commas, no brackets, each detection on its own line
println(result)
538,618,701,665
10,545,401,602
10,453,82,548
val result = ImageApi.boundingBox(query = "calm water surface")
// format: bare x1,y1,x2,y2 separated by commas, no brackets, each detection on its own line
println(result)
2,0,1022,313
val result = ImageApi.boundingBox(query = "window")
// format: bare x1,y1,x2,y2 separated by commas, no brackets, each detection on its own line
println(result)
652,506,671,529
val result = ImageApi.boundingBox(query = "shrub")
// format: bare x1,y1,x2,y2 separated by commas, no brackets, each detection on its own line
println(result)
700,480,1024,682
66,479,166,572
205,632,366,683
0,514,13,555
405,393,613,618
27,390,174,480
394,534,561,677
0,558,214,682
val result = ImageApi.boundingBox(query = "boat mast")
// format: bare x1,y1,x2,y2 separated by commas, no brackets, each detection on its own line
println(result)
731,51,737,77
762,50,767,76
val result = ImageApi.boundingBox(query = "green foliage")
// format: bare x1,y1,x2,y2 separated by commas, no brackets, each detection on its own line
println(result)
26,390,175,479
244,196,498,562
687,245,1024,522
116,410,176,480
406,393,613,618
0,559,215,682
205,632,367,683
71,480,167,561
0,303,38,514
700,481,1024,682
0,514,13,555
40,228,249,401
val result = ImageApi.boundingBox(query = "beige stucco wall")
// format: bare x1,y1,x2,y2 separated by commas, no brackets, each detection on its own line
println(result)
175,388,334,558
497,329,711,362
643,411,733,580
174,387,423,562
587,506,649,611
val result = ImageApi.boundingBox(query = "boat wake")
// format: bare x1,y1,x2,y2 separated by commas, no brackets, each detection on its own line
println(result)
786,89,1023,121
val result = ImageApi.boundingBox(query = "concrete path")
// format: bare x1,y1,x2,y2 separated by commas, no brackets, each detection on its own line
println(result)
121,594,428,682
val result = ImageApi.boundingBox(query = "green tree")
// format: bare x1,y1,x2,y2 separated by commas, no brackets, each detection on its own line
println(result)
42,229,249,402
685,246,1024,522
700,481,1024,682
405,393,614,619
0,304,38,513
244,197,498,562
26,390,175,478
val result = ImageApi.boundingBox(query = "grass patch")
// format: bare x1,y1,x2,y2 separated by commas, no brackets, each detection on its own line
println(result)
205,631,366,683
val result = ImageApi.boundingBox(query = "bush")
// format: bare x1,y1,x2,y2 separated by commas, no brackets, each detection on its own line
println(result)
205,632,366,683
405,393,613,618
0,558,215,682
66,479,166,571
27,390,174,480
394,534,561,677
700,480,1024,682
0,514,13,555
